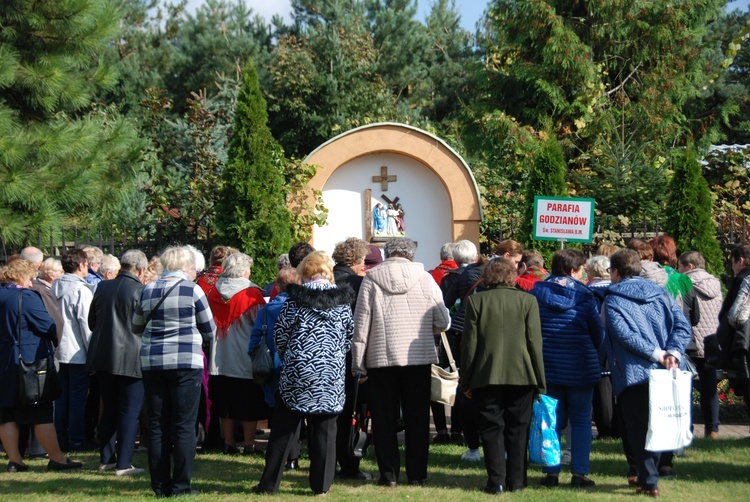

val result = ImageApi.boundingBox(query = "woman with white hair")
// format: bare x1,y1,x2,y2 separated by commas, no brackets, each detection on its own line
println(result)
206,252,268,455
132,246,216,497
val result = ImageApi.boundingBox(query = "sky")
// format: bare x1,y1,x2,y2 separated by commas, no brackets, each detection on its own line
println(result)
185,0,489,32
183,1,750,33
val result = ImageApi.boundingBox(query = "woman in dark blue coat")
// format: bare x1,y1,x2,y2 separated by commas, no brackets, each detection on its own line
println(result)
0,260,81,472
531,249,605,488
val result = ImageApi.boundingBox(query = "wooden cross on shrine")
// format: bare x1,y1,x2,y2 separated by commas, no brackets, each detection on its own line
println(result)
381,194,400,206
372,165,397,191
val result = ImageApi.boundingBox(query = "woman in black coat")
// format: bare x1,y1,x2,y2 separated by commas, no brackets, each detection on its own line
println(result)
254,251,354,496
0,260,81,472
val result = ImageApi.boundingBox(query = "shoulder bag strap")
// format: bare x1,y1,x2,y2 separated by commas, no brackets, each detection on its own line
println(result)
462,278,483,304
143,279,184,326
440,331,457,372
10,290,22,348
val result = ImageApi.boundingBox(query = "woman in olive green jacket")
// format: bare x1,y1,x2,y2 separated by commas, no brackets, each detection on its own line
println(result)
460,257,545,494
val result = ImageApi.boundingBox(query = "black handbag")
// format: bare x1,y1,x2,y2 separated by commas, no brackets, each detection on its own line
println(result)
251,308,273,384
348,373,371,459
13,292,61,405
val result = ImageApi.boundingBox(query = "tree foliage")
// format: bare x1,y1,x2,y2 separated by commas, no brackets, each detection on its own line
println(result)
665,145,724,275
215,60,293,285
0,0,142,244
520,134,568,258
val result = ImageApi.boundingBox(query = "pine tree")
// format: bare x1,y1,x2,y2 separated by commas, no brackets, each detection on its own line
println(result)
0,0,142,245
521,134,568,262
665,145,724,275
215,60,293,285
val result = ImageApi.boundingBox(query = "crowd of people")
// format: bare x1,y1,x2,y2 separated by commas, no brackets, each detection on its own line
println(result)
1,236,750,497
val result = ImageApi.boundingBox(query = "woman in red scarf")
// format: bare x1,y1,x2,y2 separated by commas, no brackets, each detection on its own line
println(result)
206,252,268,455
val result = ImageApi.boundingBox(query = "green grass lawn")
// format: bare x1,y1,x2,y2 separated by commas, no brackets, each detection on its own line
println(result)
2,437,750,500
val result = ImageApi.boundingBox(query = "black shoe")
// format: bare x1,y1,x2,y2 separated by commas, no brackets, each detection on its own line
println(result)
7,462,29,473
47,458,83,471
285,459,299,470
450,432,465,444
431,433,451,444
571,475,596,488
222,444,239,455
540,474,559,487
483,483,504,494
408,479,424,486
337,470,372,481
242,445,263,456
377,478,397,487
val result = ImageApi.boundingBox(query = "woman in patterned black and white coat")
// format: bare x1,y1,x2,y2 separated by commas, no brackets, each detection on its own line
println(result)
254,251,354,496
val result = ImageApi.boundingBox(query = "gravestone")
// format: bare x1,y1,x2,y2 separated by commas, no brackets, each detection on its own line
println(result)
303,123,482,265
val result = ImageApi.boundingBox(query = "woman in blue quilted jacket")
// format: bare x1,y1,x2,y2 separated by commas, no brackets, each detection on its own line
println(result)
531,249,605,489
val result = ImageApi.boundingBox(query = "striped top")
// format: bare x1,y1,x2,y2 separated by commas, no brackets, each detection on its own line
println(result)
133,277,216,371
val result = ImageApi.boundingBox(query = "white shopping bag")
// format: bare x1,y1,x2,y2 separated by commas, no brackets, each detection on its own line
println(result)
645,368,694,452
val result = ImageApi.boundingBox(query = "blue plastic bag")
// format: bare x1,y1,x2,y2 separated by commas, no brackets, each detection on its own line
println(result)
528,394,561,466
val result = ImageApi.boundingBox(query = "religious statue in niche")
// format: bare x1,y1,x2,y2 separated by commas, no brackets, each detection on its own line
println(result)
373,203,387,235
374,194,405,237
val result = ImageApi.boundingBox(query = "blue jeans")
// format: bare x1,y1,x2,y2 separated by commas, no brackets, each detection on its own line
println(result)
97,372,145,469
543,383,594,476
54,363,90,449
143,369,202,497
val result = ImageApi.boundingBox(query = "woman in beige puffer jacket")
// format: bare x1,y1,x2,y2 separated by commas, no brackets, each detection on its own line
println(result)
352,238,450,487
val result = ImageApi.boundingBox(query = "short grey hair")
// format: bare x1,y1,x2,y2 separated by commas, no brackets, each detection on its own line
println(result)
221,252,254,278
384,238,417,261
439,242,454,261
120,250,148,272
276,253,290,270
160,246,196,274
586,255,610,280
185,245,206,273
99,254,121,277
452,240,478,266
39,257,63,280
82,246,104,266
20,247,44,265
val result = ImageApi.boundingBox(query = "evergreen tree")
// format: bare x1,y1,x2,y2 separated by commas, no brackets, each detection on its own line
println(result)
0,0,142,245
521,134,568,261
665,145,724,275
215,60,293,285
268,1,405,157
423,0,473,127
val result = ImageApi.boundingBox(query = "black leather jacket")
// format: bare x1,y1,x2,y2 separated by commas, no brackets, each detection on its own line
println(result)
86,270,145,378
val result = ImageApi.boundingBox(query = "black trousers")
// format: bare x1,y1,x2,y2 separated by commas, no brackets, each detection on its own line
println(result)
473,385,534,491
368,365,431,483
619,383,661,490
336,357,364,474
258,402,337,495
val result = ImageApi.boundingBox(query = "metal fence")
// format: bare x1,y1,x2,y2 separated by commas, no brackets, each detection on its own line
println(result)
0,225,214,263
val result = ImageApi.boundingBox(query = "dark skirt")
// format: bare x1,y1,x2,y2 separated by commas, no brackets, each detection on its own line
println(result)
209,375,270,421
0,402,54,425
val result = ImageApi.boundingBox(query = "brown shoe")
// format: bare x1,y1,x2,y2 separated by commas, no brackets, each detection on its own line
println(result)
636,487,660,497
709,431,719,440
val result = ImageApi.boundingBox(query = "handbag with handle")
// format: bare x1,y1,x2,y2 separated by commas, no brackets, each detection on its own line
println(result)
251,308,274,384
645,368,694,452
12,291,61,405
431,331,459,406
348,372,371,458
